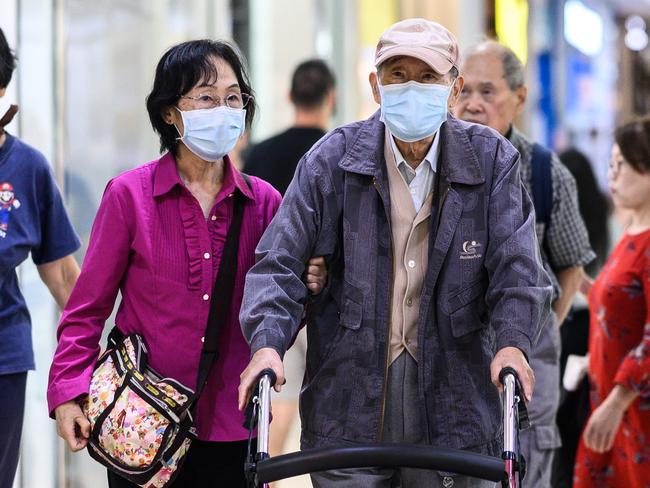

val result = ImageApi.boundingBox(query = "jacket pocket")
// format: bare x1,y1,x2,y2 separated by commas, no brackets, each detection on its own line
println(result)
305,282,363,386
446,280,487,339
339,280,363,330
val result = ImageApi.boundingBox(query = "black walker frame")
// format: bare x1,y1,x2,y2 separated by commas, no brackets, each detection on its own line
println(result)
244,367,528,487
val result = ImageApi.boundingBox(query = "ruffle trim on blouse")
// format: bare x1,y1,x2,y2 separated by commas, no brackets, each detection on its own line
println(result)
180,200,203,289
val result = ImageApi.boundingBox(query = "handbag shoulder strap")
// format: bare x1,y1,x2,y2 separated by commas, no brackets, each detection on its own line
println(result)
194,173,251,397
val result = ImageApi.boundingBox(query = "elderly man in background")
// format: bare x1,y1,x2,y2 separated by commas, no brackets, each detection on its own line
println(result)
455,40,595,487
239,19,552,488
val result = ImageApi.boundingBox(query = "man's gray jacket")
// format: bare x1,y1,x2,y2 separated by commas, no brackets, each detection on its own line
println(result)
240,112,553,456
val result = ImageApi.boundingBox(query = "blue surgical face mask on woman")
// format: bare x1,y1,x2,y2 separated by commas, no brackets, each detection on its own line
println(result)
378,79,453,143
175,105,245,162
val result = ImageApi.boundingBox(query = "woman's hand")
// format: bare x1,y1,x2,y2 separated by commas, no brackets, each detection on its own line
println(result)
304,256,327,295
583,400,624,453
583,385,637,453
54,400,91,452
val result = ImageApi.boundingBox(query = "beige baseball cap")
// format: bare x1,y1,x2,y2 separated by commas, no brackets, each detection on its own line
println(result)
375,18,459,74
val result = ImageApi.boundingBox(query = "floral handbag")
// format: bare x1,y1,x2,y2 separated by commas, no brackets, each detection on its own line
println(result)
83,330,196,487
81,180,247,487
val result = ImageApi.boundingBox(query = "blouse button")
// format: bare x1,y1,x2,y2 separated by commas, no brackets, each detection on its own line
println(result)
203,252,211,259
211,215,217,221
202,294,209,301
408,260,416,269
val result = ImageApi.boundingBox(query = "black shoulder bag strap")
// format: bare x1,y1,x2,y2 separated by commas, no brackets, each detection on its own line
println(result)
193,173,251,402
531,142,553,226
0,104,18,136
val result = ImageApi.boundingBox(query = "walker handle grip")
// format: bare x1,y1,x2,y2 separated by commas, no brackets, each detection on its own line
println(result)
498,367,529,429
498,366,518,386
258,368,278,389
242,369,278,431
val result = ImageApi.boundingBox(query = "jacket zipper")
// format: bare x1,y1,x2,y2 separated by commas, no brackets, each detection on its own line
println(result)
421,180,450,443
373,176,394,441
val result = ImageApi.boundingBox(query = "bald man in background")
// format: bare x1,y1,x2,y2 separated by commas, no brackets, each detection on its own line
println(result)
455,41,595,487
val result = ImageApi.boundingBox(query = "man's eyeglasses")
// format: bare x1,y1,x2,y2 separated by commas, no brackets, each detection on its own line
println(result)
180,92,252,110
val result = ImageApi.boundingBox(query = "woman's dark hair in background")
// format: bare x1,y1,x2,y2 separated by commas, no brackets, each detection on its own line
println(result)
614,115,650,174
0,28,18,89
146,39,256,155
559,148,610,276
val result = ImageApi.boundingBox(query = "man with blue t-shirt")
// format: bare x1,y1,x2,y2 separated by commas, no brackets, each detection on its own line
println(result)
0,28,81,487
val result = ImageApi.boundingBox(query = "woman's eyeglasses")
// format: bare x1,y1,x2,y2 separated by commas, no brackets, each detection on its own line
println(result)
179,92,252,110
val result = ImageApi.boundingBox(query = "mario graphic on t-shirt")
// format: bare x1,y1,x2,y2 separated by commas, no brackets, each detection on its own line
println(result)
0,182,20,238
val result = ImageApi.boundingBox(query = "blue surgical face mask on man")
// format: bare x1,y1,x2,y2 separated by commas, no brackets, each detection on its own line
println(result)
175,105,245,162
378,79,452,143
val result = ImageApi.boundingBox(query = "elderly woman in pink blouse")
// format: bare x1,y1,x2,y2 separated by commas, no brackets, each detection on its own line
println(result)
47,39,325,488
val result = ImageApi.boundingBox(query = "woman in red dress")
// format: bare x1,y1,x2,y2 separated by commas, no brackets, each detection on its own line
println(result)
574,117,650,488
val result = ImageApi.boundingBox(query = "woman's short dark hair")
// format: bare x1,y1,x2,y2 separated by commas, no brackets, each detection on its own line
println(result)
0,28,17,89
559,148,610,276
615,115,650,174
146,39,256,155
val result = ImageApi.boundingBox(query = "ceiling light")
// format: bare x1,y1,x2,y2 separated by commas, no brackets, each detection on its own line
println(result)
625,15,646,32
625,28,649,51
564,0,604,57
